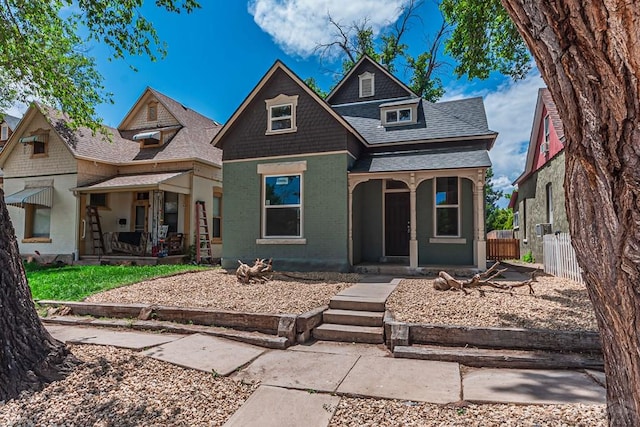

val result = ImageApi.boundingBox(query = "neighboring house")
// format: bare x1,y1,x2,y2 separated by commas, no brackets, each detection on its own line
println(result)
0,88,223,262
1,113,22,188
511,88,568,262
213,56,497,272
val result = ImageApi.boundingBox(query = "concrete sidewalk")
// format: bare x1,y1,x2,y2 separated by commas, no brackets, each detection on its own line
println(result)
46,324,606,427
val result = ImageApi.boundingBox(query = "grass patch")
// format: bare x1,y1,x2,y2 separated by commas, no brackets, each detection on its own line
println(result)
26,263,211,301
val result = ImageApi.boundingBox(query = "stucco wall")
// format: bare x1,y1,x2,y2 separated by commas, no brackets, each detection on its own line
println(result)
221,153,349,271
517,151,568,262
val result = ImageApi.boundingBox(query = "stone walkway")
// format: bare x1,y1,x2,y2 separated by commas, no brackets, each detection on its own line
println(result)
46,324,606,427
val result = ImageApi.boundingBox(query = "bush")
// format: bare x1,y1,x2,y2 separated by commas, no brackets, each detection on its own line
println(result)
522,250,534,263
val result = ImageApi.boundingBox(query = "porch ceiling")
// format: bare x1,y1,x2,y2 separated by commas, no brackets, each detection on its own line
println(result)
72,171,191,194
351,145,491,173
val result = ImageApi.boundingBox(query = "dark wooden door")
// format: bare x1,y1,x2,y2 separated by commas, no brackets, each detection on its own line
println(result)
385,192,410,256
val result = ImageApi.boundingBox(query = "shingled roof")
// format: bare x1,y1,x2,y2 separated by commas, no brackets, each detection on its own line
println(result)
36,90,222,166
332,97,496,146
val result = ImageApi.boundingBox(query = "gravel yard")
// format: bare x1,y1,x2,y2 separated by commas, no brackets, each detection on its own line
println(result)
330,397,606,426
86,269,359,314
387,275,598,331
0,345,606,426
0,345,256,426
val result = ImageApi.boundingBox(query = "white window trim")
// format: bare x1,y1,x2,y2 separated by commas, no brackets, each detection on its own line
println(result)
359,71,375,98
513,211,520,230
382,107,415,126
1,124,8,140
543,114,550,143
265,94,299,135
433,177,461,238
257,161,307,243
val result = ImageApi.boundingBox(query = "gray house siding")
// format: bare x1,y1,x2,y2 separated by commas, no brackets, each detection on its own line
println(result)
352,180,383,263
221,153,350,271
416,178,474,265
516,151,568,262
221,68,356,161
328,60,413,105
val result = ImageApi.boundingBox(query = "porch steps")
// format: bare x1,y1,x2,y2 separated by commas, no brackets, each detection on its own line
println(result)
312,279,398,344
313,323,384,344
393,344,604,370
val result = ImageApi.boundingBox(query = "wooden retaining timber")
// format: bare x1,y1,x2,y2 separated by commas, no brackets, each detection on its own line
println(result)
36,301,325,347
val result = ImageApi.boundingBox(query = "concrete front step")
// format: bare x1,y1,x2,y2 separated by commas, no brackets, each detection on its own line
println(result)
323,309,384,327
313,323,384,344
329,296,386,312
394,344,604,370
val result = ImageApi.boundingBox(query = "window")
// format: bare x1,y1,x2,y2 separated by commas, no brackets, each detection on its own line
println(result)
435,177,459,237
25,205,51,239
1,124,8,141
163,191,179,233
265,94,298,134
359,72,375,97
546,183,554,224
28,133,48,157
513,211,520,229
89,193,108,209
147,102,158,121
522,199,527,241
212,189,222,241
544,114,550,143
385,108,412,124
263,174,301,237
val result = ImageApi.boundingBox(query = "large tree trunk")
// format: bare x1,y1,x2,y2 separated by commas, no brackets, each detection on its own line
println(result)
0,190,77,401
502,1,640,424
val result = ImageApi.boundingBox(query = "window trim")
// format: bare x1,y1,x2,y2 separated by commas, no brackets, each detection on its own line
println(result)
212,187,223,243
433,177,461,238
1,124,8,141
543,114,550,143
261,173,303,239
147,101,158,121
383,107,414,126
358,71,375,98
265,94,299,135
28,130,49,158
546,183,554,224
24,204,51,240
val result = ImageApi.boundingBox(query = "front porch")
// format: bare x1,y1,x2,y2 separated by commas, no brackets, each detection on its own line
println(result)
348,169,487,271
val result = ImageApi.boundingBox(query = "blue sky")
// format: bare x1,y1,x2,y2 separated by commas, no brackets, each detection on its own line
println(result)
11,1,545,204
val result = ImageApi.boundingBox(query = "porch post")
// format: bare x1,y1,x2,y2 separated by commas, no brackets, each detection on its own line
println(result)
474,170,487,270
348,185,353,266
409,173,418,268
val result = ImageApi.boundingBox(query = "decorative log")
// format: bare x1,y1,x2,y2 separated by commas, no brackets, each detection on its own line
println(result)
433,262,540,296
236,258,273,284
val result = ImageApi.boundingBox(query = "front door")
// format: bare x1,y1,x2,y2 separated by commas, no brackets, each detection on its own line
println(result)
133,200,149,232
385,192,410,256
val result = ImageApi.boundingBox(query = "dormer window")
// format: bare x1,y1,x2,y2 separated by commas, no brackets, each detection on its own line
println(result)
359,72,375,98
133,130,162,148
386,108,412,124
147,102,158,121
265,94,298,135
1,124,8,141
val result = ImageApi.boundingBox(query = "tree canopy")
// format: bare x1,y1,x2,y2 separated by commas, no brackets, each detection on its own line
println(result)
0,0,200,133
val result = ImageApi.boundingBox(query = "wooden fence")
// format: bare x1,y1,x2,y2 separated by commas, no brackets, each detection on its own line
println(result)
486,239,520,261
543,233,584,284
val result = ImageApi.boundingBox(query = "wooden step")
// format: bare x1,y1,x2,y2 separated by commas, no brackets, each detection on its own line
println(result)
393,344,604,369
323,309,384,327
313,323,384,344
329,296,385,312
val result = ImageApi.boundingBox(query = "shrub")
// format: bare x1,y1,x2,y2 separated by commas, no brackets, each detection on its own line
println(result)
522,250,534,263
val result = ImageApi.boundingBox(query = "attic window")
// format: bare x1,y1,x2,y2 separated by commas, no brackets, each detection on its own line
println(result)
265,94,299,135
359,72,375,98
133,130,162,148
147,102,158,121
386,108,412,124
1,124,8,141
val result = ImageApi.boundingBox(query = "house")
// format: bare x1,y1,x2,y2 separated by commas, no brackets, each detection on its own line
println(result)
511,88,568,262
212,56,497,272
0,113,22,188
0,88,223,263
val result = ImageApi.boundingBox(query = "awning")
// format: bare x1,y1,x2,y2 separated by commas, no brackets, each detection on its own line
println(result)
19,135,44,144
5,187,53,208
132,131,160,141
71,172,191,194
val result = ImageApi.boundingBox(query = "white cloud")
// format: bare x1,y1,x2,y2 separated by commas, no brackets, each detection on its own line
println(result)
446,70,544,205
248,0,408,57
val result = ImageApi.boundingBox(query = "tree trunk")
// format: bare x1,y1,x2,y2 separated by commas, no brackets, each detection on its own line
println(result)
0,190,77,401
502,1,640,424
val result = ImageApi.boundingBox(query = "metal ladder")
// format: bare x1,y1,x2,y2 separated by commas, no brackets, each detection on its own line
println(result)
86,205,105,255
195,201,212,264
